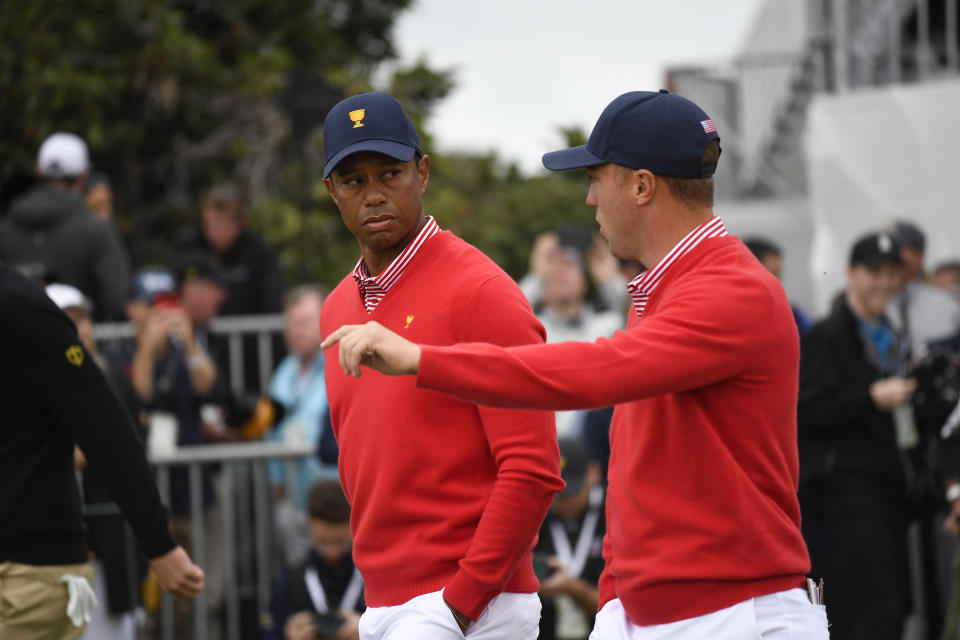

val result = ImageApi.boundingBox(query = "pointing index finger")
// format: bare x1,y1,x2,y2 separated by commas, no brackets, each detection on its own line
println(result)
321,324,360,350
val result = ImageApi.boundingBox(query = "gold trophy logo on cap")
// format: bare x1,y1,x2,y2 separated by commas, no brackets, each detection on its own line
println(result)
349,108,366,128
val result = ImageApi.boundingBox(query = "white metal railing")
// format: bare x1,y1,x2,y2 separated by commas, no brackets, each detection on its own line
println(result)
85,441,317,640
94,313,287,395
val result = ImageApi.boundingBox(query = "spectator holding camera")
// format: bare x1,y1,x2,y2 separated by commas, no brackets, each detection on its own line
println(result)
131,254,224,415
129,254,227,632
268,481,363,640
798,230,915,640
535,245,622,439
520,230,628,316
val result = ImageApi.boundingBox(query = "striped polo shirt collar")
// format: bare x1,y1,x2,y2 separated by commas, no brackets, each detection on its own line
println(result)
626,216,727,320
352,215,440,313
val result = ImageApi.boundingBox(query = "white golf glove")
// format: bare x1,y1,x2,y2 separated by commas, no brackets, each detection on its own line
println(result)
61,573,98,627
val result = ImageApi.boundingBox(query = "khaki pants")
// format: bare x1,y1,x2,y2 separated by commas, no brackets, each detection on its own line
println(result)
0,561,94,640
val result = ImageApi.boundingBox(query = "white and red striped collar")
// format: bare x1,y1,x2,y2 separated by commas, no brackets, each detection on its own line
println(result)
626,216,727,320
352,215,440,313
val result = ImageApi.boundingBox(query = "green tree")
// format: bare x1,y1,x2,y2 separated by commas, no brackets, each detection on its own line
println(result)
2,1,598,291
0,0,411,264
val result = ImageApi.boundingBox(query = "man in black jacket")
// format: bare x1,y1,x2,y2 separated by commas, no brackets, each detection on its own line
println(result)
176,183,284,317
176,183,286,391
798,230,917,640
0,266,204,639
47,282,148,636
0,132,130,320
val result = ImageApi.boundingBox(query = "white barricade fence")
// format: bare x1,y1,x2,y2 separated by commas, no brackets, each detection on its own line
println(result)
84,441,320,640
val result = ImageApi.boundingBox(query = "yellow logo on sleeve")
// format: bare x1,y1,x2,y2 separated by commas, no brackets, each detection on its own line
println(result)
65,345,84,367
404,314,415,329
349,108,366,128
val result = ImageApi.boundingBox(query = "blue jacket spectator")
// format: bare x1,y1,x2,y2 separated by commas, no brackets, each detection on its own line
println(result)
267,286,331,509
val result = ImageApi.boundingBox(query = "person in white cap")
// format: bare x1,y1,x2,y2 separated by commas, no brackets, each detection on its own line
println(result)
0,132,130,319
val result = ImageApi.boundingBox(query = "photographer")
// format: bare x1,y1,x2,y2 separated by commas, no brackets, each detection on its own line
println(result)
798,231,915,640
131,255,223,408
129,254,227,633
267,481,363,640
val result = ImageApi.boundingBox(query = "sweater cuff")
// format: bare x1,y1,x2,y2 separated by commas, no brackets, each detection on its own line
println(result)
416,345,446,393
141,521,179,560
444,569,501,622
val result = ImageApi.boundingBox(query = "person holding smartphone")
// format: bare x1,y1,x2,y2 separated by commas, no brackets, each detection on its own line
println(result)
268,481,364,640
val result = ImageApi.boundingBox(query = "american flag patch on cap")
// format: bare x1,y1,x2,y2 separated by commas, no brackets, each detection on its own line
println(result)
700,119,717,134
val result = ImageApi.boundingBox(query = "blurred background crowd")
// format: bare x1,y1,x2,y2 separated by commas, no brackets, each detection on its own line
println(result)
3,1,960,640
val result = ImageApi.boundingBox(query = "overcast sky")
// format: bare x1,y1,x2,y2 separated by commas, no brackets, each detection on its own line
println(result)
387,0,764,174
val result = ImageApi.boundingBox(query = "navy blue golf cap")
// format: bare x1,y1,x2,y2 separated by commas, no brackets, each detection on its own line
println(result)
323,92,422,178
130,267,176,304
542,90,721,178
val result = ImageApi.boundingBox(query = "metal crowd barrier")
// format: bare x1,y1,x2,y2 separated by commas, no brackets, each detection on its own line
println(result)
94,313,287,395
149,441,316,640
90,315,306,639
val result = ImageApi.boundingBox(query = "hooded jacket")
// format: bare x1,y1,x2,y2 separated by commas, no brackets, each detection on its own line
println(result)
0,184,130,320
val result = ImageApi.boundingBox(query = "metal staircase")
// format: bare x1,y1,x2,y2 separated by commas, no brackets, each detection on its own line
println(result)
674,0,960,200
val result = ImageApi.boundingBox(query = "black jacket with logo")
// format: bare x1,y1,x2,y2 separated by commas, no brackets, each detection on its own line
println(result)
0,266,176,565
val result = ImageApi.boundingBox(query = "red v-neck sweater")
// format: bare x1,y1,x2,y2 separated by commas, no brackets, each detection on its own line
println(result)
321,231,563,620
417,235,810,626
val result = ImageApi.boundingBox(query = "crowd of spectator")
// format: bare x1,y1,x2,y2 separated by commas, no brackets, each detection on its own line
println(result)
5,130,960,640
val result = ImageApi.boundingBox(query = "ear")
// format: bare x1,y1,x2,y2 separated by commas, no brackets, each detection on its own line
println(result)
632,170,656,206
323,177,339,207
418,154,431,195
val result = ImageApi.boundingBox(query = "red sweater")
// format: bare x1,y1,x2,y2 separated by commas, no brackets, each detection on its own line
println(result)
321,231,563,619
418,235,810,625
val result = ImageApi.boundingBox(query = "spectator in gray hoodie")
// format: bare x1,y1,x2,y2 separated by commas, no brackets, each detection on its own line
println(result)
0,132,130,320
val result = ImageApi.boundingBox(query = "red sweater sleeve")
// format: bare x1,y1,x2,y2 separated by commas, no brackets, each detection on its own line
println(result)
418,273,765,411
442,275,564,620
